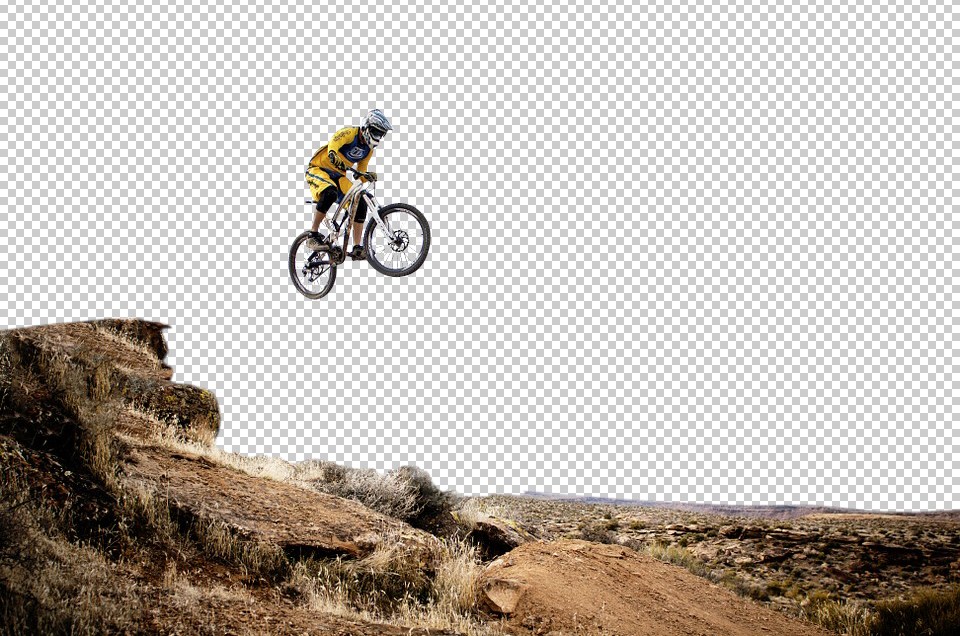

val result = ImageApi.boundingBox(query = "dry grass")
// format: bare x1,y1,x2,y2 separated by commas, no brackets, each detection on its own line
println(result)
147,421,455,531
90,324,165,372
130,422,483,631
308,464,422,521
427,538,485,616
115,471,291,582
0,337,13,409
144,415,294,477
5,323,634,635
162,561,254,605
0,334,150,634
289,535,491,635
800,595,872,636
0,472,143,636
76,404,123,489
116,480,180,544
330,465,458,532
868,586,960,636
645,540,711,578
126,404,219,447
644,532,960,636
192,517,290,579
0,537,143,636
453,497,509,532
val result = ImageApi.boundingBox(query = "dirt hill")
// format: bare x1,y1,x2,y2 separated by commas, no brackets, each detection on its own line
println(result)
0,319,847,635
481,539,828,635
471,493,960,630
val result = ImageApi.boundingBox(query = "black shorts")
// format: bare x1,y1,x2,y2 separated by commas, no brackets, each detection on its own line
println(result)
316,184,367,223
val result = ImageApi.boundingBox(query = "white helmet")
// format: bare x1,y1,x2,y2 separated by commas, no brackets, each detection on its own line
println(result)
360,109,393,148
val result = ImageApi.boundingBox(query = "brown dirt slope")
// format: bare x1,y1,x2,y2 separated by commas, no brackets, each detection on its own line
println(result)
480,539,830,636
3,319,219,443
0,320,457,635
476,494,960,620
0,320,847,636
122,441,436,559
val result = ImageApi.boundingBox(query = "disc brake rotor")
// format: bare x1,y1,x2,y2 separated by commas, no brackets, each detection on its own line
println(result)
390,229,410,252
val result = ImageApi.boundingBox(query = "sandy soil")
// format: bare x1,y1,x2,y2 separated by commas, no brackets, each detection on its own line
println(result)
481,539,831,636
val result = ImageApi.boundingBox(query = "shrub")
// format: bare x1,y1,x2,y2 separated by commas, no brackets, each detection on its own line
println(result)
799,591,871,636
869,586,960,636
577,518,620,544
308,464,455,534
391,466,457,533
646,541,709,578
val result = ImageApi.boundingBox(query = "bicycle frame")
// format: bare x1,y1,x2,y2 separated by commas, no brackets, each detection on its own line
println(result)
292,168,429,297
327,177,392,251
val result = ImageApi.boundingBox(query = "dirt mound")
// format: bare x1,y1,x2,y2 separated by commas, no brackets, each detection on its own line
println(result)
480,539,829,636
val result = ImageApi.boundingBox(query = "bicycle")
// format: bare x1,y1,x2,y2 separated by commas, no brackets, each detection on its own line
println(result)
289,166,431,299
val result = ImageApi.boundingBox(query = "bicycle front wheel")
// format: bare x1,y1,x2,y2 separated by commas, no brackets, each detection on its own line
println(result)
289,231,337,299
364,203,431,277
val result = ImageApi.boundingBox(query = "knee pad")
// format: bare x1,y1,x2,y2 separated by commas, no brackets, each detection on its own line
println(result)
354,199,368,223
316,186,338,213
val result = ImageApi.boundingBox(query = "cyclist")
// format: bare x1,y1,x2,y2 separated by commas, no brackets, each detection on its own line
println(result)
304,109,393,258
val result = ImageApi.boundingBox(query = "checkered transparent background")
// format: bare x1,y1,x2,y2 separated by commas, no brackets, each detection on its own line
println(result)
1,0,955,510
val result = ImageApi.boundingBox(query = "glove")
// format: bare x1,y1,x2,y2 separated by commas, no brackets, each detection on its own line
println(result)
363,171,378,182
328,150,346,171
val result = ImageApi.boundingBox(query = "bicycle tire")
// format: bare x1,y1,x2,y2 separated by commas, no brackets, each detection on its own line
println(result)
363,203,431,277
288,231,337,299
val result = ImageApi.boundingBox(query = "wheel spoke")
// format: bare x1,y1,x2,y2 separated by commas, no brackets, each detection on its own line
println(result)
293,240,335,293
364,208,428,274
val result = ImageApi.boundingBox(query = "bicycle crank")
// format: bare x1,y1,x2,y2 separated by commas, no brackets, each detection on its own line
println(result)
328,245,345,265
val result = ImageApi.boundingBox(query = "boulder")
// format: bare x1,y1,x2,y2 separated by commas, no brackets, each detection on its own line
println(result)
480,577,526,615
465,516,536,560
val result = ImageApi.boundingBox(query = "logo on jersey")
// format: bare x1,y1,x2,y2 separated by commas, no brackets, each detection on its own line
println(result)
345,146,366,160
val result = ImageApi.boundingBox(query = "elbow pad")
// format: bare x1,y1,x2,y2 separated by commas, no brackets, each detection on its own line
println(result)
328,150,346,171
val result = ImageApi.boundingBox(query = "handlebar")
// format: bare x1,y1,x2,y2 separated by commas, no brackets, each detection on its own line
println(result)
347,166,376,183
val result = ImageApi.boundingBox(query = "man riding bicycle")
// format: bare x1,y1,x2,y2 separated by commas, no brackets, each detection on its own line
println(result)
305,109,393,258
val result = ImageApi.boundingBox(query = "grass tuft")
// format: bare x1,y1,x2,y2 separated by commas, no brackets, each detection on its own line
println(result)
192,518,290,580
869,586,960,636
646,540,710,578
288,535,490,634
0,469,144,635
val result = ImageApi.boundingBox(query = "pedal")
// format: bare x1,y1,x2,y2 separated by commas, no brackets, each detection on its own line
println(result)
304,233,326,252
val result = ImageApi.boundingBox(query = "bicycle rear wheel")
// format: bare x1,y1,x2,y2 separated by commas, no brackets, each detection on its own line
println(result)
289,231,337,299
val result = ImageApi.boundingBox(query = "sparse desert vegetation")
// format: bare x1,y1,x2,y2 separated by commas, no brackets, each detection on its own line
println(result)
1,319,956,635
464,494,960,635
0,320,486,635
